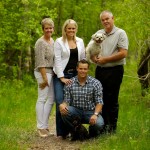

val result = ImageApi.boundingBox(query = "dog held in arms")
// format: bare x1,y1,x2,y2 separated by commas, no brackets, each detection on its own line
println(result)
86,33,106,63
71,116,89,141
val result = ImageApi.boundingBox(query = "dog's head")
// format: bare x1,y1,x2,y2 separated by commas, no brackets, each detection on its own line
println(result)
92,33,106,43
72,116,82,127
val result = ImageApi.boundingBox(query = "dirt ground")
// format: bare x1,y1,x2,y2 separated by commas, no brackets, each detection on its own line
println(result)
26,116,83,150
27,136,81,150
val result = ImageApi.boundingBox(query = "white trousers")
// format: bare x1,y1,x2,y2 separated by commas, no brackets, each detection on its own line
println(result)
34,71,54,129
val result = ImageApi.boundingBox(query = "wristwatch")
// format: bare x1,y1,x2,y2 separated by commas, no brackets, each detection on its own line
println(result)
94,112,99,116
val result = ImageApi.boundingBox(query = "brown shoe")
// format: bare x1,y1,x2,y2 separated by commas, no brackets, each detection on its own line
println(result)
55,136,64,140
45,129,54,136
37,129,48,137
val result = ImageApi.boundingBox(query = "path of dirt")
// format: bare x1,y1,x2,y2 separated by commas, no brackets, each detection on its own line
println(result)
26,115,84,150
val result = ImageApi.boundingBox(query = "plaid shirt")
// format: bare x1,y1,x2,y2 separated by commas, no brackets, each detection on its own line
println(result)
64,76,103,110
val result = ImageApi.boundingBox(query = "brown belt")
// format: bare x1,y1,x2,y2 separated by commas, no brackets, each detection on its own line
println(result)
64,69,76,73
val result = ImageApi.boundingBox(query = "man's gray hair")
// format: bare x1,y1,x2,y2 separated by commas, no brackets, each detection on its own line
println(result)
100,10,113,19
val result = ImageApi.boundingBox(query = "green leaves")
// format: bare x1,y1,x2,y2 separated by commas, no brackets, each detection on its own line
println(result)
0,0,149,80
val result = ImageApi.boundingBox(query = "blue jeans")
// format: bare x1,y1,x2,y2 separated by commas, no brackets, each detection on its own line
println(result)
61,106,104,137
53,72,77,136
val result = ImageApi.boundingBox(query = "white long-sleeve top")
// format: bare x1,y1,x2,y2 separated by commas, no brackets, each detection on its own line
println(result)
53,37,85,78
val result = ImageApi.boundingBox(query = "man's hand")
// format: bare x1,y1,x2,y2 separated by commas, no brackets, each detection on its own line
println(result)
91,55,107,64
89,115,97,125
94,48,128,64
95,56,107,64
59,103,68,115
90,55,99,64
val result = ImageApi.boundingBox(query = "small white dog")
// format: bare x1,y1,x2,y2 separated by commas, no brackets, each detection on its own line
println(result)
86,33,106,63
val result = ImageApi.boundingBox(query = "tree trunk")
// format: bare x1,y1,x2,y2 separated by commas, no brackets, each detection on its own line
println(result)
137,44,150,96
24,45,32,73
56,1,63,36
18,50,22,80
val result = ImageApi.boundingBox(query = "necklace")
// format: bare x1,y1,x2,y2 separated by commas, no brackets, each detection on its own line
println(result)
43,36,52,44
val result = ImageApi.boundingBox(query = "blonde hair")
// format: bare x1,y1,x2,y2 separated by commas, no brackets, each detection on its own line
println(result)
62,19,78,42
41,18,54,30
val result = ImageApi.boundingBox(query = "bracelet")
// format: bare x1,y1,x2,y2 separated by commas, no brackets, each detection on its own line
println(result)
94,112,99,116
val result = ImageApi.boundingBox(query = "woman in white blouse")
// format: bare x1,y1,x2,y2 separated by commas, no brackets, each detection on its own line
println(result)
53,19,85,139
34,18,54,137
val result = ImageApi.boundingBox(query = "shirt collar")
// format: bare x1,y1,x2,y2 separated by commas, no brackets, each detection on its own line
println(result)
104,26,119,36
75,76,89,84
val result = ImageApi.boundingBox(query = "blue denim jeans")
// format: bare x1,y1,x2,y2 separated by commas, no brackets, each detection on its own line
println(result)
61,106,104,137
53,72,77,136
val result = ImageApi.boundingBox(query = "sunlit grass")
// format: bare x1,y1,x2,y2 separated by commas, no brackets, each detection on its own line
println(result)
0,61,149,150
0,78,37,150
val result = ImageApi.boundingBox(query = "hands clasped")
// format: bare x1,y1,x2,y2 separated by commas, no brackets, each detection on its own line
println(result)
91,55,107,64
89,114,98,125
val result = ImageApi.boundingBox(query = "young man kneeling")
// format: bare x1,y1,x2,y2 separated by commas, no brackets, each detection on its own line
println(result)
59,60,104,140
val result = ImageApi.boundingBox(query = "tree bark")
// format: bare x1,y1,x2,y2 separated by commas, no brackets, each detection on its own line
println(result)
137,44,150,96
24,45,32,73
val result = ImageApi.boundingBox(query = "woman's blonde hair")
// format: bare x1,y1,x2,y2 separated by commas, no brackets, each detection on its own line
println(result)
41,18,54,30
62,19,78,42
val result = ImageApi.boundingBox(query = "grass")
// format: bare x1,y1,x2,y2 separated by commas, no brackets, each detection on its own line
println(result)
0,78,37,149
80,60,150,150
0,60,149,150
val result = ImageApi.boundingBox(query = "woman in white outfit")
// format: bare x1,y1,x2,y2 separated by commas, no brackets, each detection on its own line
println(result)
34,18,54,137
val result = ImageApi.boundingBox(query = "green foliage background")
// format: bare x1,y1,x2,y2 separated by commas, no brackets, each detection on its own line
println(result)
0,1,149,149
0,0,149,79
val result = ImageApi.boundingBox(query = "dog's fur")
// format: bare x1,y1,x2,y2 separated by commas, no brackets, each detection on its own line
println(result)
86,33,106,63
71,116,89,141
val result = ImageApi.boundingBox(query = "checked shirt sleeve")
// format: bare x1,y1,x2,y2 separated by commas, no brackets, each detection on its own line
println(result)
93,80,103,105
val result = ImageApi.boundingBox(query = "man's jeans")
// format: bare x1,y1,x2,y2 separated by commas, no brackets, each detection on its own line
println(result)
61,106,104,137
